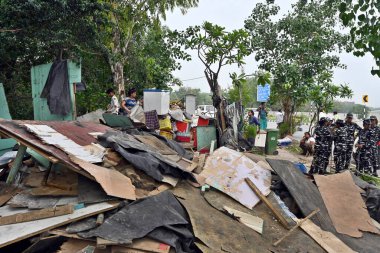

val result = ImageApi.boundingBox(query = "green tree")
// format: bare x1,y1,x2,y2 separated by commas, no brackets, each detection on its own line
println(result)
172,22,252,133
245,0,349,133
92,0,198,94
226,77,258,108
308,71,353,131
338,0,380,77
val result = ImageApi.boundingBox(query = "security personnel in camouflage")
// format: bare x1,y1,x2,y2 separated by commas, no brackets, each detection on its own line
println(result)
310,117,332,174
369,116,380,176
333,119,348,173
344,113,362,170
356,119,373,174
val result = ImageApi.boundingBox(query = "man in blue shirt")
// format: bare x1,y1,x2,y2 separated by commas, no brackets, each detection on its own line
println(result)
248,110,260,127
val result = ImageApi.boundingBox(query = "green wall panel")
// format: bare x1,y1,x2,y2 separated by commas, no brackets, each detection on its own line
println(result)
31,60,81,121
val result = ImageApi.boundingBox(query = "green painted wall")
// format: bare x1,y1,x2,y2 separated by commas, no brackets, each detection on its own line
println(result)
0,83,12,119
31,60,81,121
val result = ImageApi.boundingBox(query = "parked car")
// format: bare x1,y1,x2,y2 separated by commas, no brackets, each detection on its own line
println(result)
196,105,216,118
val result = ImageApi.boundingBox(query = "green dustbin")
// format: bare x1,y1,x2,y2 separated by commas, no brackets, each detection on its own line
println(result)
265,129,279,155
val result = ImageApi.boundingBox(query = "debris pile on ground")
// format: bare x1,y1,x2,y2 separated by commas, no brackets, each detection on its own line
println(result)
0,118,379,253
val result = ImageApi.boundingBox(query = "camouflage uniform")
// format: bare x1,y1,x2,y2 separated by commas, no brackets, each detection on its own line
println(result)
345,122,362,170
357,128,373,174
369,125,380,175
333,123,348,173
310,124,332,174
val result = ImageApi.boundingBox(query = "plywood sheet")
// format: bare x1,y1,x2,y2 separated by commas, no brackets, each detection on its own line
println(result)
200,147,271,209
0,182,20,206
299,219,357,253
71,157,136,200
0,202,118,248
315,172,379,238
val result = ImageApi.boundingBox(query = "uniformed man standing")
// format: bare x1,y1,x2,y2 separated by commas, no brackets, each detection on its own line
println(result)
310,117,332,174
356,119,373,174
369,116,380,176
333,119,348,173
344,113,362,170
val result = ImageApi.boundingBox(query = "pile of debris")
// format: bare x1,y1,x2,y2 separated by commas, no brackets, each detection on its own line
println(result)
0,119,379,253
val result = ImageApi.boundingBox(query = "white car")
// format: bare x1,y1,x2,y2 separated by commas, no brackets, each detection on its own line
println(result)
196,105,216,118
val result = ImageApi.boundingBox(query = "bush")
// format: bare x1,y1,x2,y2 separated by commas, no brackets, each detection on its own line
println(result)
279,121,297,138
243,124,258,139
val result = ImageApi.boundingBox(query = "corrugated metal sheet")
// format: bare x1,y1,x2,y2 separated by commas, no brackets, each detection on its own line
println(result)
0,120,111,177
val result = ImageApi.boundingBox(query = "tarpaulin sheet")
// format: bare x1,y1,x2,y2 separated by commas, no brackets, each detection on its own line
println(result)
98,132,194,182
40,60,71,116
79,191,198,253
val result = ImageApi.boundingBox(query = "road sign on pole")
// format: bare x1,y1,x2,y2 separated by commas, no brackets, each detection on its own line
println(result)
257,84,271,102
363,95,369,103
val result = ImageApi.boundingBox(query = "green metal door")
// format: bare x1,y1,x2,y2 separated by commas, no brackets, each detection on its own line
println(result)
31,60,81,121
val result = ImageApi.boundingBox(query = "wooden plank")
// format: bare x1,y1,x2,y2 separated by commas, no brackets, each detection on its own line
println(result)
223,206,264,234
266,159,335,231
0,127,59,164
273,209,320,246
245,178,290,229
0,202,119,248
299,219,357,253
0,205,74,225
6,144,27,184
97,237,170,253
0,182,20,206
57,238,109,253
315,171,379,238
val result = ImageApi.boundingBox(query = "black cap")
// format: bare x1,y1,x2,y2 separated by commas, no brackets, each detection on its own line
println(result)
363,119,371,125
336,119,344,127
346,113,353,118
370,115,377,120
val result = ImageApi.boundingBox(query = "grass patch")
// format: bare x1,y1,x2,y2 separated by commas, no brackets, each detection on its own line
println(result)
285,142,302,155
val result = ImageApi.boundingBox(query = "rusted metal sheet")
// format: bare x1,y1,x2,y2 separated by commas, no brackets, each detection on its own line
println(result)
18,120,110,146
0,120,111,178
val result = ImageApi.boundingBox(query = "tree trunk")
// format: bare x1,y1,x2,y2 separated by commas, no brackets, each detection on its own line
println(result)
282,97,293,135
111,62,125,97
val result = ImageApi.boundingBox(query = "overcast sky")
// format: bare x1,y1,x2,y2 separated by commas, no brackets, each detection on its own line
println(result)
164,0,380,107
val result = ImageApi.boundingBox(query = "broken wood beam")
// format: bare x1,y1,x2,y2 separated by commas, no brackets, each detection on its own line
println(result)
0,205,74,226
273,208,320,247
6,144,27,184
245,177,290,229
96,213,104,225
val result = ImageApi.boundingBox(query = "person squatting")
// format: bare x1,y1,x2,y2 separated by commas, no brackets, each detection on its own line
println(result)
310,113,379,176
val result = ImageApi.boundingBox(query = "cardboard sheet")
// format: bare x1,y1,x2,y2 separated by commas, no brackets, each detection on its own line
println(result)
71,157,136,200
315,171,379,238
200,147,271,209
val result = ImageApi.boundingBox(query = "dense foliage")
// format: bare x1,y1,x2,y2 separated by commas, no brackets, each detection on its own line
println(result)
0,0,196,119
339,0,380,77
244,0,350,132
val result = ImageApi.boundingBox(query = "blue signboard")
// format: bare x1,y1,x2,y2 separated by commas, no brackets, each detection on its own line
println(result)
257,83,270,102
